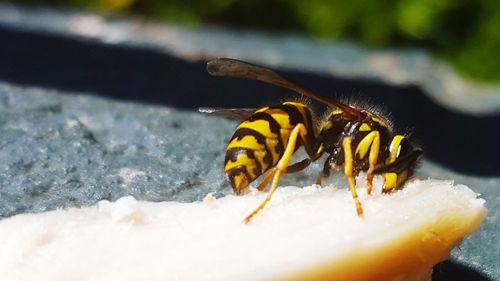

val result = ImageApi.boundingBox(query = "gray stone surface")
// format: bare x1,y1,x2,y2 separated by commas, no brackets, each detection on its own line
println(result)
0,82,232,216
0,81,498,280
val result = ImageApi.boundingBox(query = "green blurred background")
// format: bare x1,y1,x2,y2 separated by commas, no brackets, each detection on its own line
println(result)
15,0,500,83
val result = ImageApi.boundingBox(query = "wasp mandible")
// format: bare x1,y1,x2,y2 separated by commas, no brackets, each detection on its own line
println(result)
202,58,423,223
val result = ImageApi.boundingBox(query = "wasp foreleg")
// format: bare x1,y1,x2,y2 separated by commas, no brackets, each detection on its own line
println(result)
343,136,364,216
244,124,309,223
355,131,381,195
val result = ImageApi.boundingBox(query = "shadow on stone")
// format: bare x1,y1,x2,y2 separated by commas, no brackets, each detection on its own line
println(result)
433,260,492,281
1,24,499,176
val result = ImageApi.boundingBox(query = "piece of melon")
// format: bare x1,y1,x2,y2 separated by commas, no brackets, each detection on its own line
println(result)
0,179,486,281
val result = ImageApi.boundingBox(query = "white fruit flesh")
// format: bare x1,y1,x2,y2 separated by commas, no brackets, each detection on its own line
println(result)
0,179,486,281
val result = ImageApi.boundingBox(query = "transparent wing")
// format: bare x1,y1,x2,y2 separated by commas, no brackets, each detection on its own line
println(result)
198,107,257,121
206,58,365,118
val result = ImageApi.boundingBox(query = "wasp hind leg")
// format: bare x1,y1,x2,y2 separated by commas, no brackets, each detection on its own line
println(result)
244,124,310,223
255,158,311,192
343,136,364,216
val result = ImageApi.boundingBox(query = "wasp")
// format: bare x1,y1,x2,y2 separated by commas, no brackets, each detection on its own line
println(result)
202,58,423,223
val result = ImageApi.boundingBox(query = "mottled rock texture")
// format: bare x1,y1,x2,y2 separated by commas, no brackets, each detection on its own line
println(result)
0,83,231,216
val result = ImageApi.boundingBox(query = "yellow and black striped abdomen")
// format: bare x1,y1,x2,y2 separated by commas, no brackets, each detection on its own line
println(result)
224,102,313,194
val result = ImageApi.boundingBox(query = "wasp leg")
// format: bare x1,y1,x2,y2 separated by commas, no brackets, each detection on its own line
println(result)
355,131,380,195
256,169,276,191
315,153,333,185
256,158,311,192
244,124,308,223
315,174,324,186
287,158,311,173
343,136,364,216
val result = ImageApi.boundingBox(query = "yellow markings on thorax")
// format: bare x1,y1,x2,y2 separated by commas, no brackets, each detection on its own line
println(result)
323,121,333,130
371,115,392,131
331,108,343,115
371,116,384,124
359,123,371,131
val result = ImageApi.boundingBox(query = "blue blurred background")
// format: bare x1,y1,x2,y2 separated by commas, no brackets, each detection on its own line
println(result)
11,0,500,82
